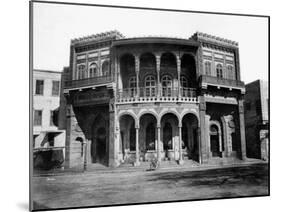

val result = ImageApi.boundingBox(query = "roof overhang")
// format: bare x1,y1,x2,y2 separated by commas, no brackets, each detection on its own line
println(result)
112,37,200,47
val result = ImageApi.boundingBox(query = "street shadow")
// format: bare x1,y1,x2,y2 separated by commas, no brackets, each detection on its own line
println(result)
148,163,268,187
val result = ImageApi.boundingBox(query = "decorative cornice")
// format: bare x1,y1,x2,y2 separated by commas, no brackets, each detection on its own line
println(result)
190,32,238,48
71,30,125,45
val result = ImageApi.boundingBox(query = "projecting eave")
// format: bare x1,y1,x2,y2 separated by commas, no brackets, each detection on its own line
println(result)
112,37,200,47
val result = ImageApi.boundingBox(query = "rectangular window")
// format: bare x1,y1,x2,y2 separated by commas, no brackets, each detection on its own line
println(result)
52,81,60,96
35,80,44,95
34,110,42,126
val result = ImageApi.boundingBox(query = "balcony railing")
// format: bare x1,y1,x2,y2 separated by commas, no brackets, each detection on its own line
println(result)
64,75,114,89
117,87,197,103
199,75,245,88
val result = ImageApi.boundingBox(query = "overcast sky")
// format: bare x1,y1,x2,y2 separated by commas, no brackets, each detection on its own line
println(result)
33,2,268,83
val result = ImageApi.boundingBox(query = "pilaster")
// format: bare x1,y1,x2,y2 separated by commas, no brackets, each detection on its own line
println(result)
198,96,208,164
238,99,247,160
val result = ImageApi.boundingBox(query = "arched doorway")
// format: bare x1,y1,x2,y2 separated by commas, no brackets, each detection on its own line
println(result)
119,114,136,163
210,124,221,157
181,113,199,162
139,113,157,161
160,113,179,160
146,122,156,150
163,122,173,154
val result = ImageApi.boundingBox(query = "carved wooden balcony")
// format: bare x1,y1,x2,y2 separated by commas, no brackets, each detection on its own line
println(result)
64,75,114,90
199,75,245,92
116,87,198,104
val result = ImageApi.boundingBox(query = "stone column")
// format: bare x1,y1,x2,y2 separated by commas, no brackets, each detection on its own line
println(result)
156,55,161,97
135,55,140,97
109,104,119,167
135,127,140,166
83,139,88,171
178,125,184,164
238,99,247,160
176,55,181,97
199,96,208,164
157,125,161,163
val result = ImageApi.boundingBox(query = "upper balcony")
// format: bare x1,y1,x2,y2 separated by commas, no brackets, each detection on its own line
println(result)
116,87,197,104
64,75,114,91
199,75,245,93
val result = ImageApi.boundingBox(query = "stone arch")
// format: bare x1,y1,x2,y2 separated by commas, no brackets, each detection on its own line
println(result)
180,110,199,126
137,110,159,127
118,111,138,128
159,109,180,127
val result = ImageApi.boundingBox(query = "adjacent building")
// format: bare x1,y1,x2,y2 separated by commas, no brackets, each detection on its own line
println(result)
245,80,269,161
62,30,247,168
33,69,66,169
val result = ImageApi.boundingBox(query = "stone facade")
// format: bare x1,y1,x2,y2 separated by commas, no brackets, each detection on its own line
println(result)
245,80,269,161
62,30,247,168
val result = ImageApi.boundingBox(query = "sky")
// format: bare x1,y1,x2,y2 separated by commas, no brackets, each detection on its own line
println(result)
33,2,268,83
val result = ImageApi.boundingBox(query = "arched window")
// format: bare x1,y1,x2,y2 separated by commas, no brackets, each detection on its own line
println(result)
180,76,188,88
77,64,86,80
227,65,235,80
129,124,136,151
89,63,98,78
161,75,173,97
146,122,155,150
180,75,188,97
145,75,156,97
205,61,212,76
216,64,223,79
102,60,110,76
129,76,137,97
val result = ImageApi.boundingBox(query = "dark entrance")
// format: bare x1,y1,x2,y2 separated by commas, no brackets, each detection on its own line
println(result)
91,114,108,165
163,122,173,155
96,127,106,163
181,113,199,162
210,125,221,157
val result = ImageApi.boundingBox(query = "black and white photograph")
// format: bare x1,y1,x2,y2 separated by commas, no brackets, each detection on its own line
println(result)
29,1,269,211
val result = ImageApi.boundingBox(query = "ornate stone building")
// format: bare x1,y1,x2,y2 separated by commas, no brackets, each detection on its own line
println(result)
62,30,246,168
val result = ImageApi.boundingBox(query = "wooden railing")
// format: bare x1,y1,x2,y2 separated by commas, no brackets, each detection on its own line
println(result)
199,75,245,88
64,75,114,89
117,87,197,103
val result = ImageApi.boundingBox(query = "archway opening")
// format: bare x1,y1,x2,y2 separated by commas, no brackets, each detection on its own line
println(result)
140,53,156,96
160,113,179,160
139,113,157,161
210,124,221,157
181,54,197,88
91,115,108,165
182,113,199,162
119,114,136,162
120,54,135,90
